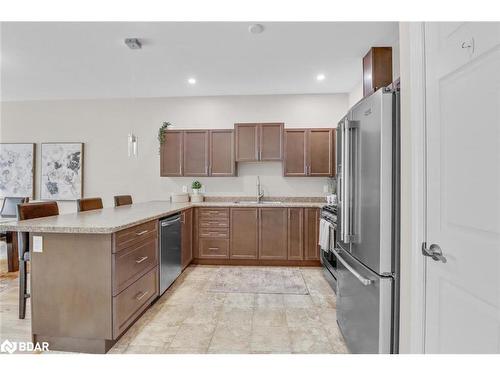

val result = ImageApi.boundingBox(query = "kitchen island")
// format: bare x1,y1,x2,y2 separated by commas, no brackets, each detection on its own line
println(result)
0,200,324,353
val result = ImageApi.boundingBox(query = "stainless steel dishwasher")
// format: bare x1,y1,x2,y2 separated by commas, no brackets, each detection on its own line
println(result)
159,213,182,295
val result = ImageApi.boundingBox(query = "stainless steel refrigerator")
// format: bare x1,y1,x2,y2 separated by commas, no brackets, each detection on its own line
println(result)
335,86,400,354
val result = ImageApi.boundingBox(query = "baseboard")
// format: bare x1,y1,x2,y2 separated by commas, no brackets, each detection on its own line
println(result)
192,258,321,267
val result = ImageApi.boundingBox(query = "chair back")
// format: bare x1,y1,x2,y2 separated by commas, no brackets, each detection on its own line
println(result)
17,201,59,221
17,201,59,258
77,197,103,212
114,195,133,207
0,197,29,218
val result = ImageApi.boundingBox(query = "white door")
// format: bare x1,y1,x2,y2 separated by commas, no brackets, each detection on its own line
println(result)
424,22,500,353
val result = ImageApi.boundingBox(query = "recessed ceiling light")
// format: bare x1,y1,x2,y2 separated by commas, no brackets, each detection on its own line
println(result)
248,24,264,34
316,74,326,81
188,78,196,85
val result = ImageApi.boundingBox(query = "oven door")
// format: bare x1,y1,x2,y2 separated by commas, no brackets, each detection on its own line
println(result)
320,221,338,292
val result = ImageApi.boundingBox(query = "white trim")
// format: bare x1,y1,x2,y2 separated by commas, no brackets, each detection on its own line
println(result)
408,22,427,354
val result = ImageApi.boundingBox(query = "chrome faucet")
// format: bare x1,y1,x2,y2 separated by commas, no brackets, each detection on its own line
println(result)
256,176,264,203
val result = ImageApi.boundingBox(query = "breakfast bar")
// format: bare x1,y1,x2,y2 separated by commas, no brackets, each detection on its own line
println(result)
0,200,323,353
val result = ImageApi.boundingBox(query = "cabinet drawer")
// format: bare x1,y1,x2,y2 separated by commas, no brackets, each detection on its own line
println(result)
199,220,229,228
114,220,158,253
199,208,229,220
199,238,229,258
113,236,158,295
199,227,229,238
113,267,158,338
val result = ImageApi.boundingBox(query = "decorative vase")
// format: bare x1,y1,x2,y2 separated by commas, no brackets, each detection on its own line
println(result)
192,188,200,195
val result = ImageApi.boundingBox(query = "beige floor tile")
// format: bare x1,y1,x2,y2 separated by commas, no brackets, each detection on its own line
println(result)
252,308,287,327
194,292,227,308
168,323,216,350
124,345,169,354
224,292,255,308
129,323,180,347
250,325,291,353
208,323,252,353
285,307,321,327
164,347,208,354
219,306,254,326
255,293,284,309
283,294,314,308
289,326,333,354
183,305,221,325
318,307,338,326
153,304,192,326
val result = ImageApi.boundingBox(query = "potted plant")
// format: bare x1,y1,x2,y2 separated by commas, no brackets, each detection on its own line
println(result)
191,180,202,195
157,122,171,152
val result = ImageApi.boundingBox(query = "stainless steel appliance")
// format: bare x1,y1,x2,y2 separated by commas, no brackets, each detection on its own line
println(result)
335,86,400,354
320,204,338,292
159,213,182,295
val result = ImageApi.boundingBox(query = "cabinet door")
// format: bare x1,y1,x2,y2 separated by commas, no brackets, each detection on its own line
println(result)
363,47,393,98
283,129,307,176
210,130,235,176
259,123,283,161
259,208,287,260
181,209,193,269
304,208,320,260
287,208,304,260
183,130,209,176
308,129,334,176
235,123,259,162
160,131,183,176
230,208,258,259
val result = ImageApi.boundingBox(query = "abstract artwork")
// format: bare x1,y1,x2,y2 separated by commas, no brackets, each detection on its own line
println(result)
41,143,83,200
0,143,35,199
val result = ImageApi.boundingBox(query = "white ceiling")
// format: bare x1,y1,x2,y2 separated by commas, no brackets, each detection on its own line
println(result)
1,22,398,101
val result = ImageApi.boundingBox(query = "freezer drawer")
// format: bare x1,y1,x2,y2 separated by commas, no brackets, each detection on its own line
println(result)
334,247,393,354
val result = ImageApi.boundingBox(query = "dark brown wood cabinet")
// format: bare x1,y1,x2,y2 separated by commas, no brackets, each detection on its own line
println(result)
197,208,230,259
304,207,320,260
283,128,335,177
210,130,236,176
160,130,183,177
183,130,209,176
259,208,287,260
181,208,193,269
363,47,393,98
287,208,304,260
235,123,283,162
230,208,258,259
161,130,235,177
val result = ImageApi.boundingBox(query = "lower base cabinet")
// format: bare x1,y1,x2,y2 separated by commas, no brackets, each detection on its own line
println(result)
196,206,320,263
181,208,193,269
230,208,258,259
259,208,288,260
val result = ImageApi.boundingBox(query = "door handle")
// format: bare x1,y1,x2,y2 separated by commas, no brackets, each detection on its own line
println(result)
135,230,149,236
135,256,148,264
332,248,373,286
422,242,447,263
134,291,149,301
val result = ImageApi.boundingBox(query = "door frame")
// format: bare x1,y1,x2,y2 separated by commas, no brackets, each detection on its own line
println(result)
398,22,427,354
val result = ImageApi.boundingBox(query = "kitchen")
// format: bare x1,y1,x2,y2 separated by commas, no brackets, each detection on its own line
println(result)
0,11,499,368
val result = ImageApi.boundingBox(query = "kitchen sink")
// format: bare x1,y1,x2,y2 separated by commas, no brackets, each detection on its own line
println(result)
233,201,283,205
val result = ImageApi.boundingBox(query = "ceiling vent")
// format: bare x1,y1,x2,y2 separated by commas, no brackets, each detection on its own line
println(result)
124,38,142,49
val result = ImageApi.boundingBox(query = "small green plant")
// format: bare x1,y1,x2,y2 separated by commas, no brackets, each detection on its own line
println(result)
158,122,171,149
192,180,202,190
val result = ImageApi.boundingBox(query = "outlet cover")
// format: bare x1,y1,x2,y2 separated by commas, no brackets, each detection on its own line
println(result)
182,185,187,193
323,185,329,193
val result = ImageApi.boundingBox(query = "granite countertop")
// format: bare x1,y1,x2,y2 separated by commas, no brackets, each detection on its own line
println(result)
0,199,325,234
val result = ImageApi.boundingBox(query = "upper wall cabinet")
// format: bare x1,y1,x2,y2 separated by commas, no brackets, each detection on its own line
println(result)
363,47,393,98
235,123,284,162
160,130,235,177
283,128,335,177
160,130,183,177
183,130,209,176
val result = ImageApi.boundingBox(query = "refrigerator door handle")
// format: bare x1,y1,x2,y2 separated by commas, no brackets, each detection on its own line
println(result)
333,248,373,286
342,120,350,243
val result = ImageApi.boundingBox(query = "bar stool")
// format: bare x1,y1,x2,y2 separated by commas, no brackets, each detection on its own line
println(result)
17,201,59,319
76,197,103,212
114,195,133,207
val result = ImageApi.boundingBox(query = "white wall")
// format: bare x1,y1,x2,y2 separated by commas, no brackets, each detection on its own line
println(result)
0,94,347,213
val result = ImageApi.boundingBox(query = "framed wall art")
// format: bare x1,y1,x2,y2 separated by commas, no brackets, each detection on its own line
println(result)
0,143,35,199
40,142,84,201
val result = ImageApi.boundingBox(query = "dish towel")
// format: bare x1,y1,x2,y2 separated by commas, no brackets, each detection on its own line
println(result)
319,218,331,251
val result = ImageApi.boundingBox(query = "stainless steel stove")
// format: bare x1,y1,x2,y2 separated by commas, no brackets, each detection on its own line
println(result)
320,204,338,293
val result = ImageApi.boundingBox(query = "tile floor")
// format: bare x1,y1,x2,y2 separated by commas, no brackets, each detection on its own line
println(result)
0,265,349,354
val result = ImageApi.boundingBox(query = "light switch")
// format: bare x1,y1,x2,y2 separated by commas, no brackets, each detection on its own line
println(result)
33,236,43,253
182,185,187,193
323,185,329,193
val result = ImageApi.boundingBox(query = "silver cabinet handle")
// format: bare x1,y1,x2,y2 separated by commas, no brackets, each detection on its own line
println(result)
135,230,148,236
135,256,148,264
332,248,373,286
208,247,219,251
135,291,149,301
